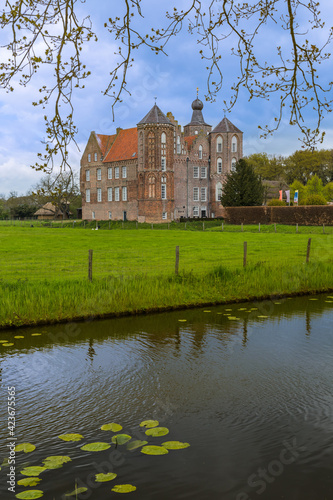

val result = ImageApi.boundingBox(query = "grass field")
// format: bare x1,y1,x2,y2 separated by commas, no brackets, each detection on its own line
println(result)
0,225,332,328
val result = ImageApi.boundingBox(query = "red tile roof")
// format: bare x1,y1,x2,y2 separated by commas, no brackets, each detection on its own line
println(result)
103,128,138,163
96,134,116,157
184,136,197,149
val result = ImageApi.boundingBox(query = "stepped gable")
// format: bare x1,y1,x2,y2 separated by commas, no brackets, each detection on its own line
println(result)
184,136,197,149
185,98,211,127
96,133,116,157
212,116,242,134
103,128,138,162
137,104,173,125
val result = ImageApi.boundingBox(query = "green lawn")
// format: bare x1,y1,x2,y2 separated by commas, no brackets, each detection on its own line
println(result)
0,225,332,328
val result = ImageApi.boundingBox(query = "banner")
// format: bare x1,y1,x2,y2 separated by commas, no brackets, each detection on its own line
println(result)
294,190,298,204
279,190,283,201
285,190,290,204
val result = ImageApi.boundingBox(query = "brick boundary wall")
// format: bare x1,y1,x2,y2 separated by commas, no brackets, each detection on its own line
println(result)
221,206,333,225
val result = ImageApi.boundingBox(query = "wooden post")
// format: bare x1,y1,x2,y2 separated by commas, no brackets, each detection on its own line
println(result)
175,246,179,275
323,224,325,234
241,222,243,232
306,238,311,263
168,223,170,230
274,223,276,233
122,221,124,229
243,241,247,267
83,220,85,229
222,222,224,231
88,249,93,281
136,221,138,229
203,222,205,231
296,223,298,233
185,222,187,230
73,221,74,228
151,223,153,230
258,223,260,232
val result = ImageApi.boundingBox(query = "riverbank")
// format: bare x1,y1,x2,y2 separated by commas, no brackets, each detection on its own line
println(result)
1,260,333,329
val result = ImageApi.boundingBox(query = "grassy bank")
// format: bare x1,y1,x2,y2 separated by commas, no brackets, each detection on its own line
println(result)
0,226,332,328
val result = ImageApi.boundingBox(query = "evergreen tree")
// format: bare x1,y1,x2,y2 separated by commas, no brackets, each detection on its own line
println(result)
221,159,264,207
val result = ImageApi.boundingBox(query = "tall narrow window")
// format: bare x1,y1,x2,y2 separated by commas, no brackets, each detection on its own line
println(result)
201,167,207,178
122,186,127,201
92,211,95,219
108,211,112,220
216,182,223,201
94,152,98,161
148,176,156,198
161,184,166,200
161,131,166,171
107,187,112,201
199,145,203,159
97,188,102,202
148,132,155,168
201,187,207,202
217,158,222,174
216,136,223,153
193,187,199,202
193,166,199,178
85,189,90,203
97,168,101,180
115,167,119,179
88,153,91,162
177,136,181,154
231,158,237,171
122,166,127,178
85,170,90,182
193,206,199,217
161,157,166,171
232,136,238,153
162,212,167,220
108,167,112,179
115,187,120,201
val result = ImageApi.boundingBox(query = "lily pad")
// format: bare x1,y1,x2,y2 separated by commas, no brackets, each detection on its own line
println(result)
238,308,247,311
257,315,268,318
14,336,25,339
58,433,83,442
139,420,159,428
111,434,131,445
178,319,187,322
31,333,42,336
95,472,117,482
227,317,240,320
65,487,88,496
17,478,42,487
20,467,46,477
0,340,9,343
101,423,122,432
203,310,211,312
309,298,318,300
145,427,169,437
141,445,168,455
127,440,148,451
111,484,136,493
162,441,190,450
15,491,43,499
81,442,111,452
42,456,71,469
2,343,14,346
15,443,36,453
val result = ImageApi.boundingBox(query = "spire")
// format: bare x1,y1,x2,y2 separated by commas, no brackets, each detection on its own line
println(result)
137,103,173,125
185,92,210,127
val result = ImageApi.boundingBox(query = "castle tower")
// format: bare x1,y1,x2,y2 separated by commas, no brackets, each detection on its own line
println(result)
137,103,175,222
183,94,211,137
209,116,243,217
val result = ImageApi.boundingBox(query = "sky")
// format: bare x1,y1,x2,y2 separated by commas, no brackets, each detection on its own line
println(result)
1,0,333,196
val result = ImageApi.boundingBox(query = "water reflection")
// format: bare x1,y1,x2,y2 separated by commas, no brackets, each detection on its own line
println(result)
0,294,332,500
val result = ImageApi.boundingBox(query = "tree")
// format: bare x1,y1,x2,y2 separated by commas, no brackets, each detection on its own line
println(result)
284,149,333,185
323,182,333,202
306,174,324,196
221,159,264,207
33,172,80,219
1,0,333,174
245,153,285,181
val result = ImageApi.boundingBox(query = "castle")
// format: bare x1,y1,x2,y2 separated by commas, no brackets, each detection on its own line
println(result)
80,96,243,222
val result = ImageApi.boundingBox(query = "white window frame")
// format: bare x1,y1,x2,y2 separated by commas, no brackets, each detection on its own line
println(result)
216,182,223,201
97,188,102,202
193,166,199,178
108,211,112,220
199,145,203,159
161,156,166,171
217,158,222,174
201,187,207,202
88,153,91,162
193,187,199,202
231,158,237,172
115,187,120,201
232,136,238,153
161,184,167,200
107,187,112,201
122,166,127,178
201,167,207,179
92,211,95,219
216,136,223,153
162,212,167,220
193,206,199,217
94,152,98,161
115,167,120,179
97,168,102,181
122,186,127,201
108,167,112,179
85,189,90,203
177,136,181,154
85,169,90,182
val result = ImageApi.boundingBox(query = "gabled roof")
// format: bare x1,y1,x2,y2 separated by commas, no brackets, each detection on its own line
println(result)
212,117,242,134
138,104,173,125
103,128,138,162
34,202,72,216
96,134,116,157
184,136,197,149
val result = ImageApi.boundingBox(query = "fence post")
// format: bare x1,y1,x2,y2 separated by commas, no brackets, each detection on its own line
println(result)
168,223,170,230
136,221,138,229
296,223,298,233
243,241,247,267
306,238,311,264
323,224,325,234
185,222,187,230
203,222,205,231
258,223,260,233
175,246,179,275
274,223,276,233
222,222,224,232
88,249,93,281
151,223,153,230
241,222,243,232
109,221,111,229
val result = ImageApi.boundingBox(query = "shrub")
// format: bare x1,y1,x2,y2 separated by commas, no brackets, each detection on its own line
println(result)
267,199,287,206
299,194,327,205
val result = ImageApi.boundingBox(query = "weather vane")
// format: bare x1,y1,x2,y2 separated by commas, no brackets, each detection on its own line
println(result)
154,96,157,103
196,87,199,97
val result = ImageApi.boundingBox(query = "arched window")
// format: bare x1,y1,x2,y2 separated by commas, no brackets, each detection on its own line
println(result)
161,132,166,170
231,158,237,171
216,136,223,153
198,145,203,159
148,176,156,198
148,132,155,168
232,136,238,153
216,182,223,201
177,136,181,154
217,158,222,174
139,131,144,167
